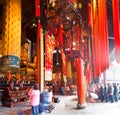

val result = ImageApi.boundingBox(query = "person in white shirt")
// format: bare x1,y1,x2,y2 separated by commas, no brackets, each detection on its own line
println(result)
47,88,53,104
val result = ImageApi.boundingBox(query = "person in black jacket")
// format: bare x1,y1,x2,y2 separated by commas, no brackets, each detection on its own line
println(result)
99,84,104,102
113,83,118,102
104,84,109,102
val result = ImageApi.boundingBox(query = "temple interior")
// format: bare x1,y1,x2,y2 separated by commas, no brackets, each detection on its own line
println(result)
0,0,119,109
0,0,93,85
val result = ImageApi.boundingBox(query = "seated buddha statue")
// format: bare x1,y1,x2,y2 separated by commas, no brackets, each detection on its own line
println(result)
20,40,29,66
20,39,36,68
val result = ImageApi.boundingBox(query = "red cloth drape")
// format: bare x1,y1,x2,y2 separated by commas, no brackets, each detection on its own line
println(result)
45,32,55,80
98,0,109,72
59,22,66,77
112,0,120,63
103,0,109,69
91,0,109,78
91,0,100,78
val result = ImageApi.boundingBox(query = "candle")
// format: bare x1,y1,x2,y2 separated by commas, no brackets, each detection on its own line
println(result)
8,71,11,81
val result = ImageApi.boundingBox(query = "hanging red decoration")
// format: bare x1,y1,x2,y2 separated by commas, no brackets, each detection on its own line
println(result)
45,32,55,81
61,49,67,77
91,0,101,78
35,0,40,17
91,0,109,78
59,24,63,48
112,0,120,63
88,3,92,27
75,23,79,41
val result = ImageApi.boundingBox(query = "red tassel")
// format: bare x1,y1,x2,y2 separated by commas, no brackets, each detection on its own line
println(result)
75,23,79,41
59,24,63,48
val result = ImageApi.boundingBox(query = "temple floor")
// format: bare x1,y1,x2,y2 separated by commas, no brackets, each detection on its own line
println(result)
0,95,120,115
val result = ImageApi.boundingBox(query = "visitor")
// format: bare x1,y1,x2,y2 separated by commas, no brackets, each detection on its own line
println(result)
104,84,109,102
113,83,119,102
99,84,104,102
28,83,40,115
108,83,114,103
47,87,53,104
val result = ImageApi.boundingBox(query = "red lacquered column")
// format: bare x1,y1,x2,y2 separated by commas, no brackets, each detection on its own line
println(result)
76,57,87,109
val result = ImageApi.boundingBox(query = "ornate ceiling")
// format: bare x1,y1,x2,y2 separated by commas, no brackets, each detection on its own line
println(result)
0,0,113,42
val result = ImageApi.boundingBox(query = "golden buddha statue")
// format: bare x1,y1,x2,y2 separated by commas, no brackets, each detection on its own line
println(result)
21,40,30,66
20,39,36,81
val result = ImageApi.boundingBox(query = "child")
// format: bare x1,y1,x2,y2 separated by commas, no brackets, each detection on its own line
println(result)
28,83,40,115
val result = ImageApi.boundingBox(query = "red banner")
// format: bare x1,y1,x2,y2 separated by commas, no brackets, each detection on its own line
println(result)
112,0,120,62
35,0,40,17
61,49,66,76
88,3,92,27
91,0,109,78
98,0,109,72
45,32,55,81
91,0,101,77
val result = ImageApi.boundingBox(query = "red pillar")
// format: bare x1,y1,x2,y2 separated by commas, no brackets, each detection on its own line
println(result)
36,19,41,86
76,57,87,109
35,0,40,86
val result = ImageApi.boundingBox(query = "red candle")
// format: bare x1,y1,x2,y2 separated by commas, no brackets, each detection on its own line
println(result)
8,71,11,81
18,73,20,82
